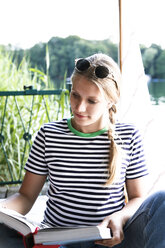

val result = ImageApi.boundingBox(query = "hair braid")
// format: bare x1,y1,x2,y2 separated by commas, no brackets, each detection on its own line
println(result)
105,106,118,186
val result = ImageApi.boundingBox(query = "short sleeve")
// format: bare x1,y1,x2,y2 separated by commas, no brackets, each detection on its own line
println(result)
24,126,48,175
126,128,149,179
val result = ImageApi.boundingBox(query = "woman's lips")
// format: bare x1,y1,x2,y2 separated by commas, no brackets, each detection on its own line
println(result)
75,113,87,118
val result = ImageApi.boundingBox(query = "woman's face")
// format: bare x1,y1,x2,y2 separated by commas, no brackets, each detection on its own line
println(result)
70,76,110,133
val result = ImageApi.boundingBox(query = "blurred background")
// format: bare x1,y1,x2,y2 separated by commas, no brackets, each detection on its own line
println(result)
0,0,165,193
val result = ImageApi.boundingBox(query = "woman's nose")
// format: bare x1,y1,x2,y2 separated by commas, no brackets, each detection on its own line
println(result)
76,100,86,112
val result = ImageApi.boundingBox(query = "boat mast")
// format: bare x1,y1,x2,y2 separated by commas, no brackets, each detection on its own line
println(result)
118,0,122,72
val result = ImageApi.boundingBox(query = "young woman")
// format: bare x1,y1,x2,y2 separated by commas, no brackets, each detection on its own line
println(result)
1,53,165,248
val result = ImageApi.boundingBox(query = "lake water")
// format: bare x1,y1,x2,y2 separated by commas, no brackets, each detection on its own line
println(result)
145,80,165,194
148,79,165,105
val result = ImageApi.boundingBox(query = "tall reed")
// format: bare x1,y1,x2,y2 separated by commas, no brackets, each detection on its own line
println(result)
0,47,70,184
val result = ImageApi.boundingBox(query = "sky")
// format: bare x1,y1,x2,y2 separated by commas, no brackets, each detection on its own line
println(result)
0,0,165,49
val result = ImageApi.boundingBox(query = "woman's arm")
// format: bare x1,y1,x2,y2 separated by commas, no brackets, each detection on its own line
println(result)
95,176,149,247
118,174,149,225
0,171,47,215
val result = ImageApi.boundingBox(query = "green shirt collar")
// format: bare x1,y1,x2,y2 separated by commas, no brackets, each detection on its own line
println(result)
67,118,108,137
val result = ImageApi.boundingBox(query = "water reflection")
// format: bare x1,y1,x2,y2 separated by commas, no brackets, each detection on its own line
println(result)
148,79,165,105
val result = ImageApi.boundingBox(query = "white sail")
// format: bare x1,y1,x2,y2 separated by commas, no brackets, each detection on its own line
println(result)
118,0,152,134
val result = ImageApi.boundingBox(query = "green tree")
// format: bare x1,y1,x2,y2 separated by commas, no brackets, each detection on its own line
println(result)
28,42,46,72
142,44,162,77
47,36,118,87
6,36,165,84
155,50,165,78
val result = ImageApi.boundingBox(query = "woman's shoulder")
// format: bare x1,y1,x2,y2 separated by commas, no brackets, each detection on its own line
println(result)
115,122,139,132
42,118,67,127
115,122,142,140
38,119,69,133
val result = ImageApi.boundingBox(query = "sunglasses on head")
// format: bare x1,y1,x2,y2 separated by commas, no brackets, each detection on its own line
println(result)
75,58,111,79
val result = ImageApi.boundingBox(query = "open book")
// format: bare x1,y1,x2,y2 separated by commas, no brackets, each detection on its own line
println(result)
0,207,111,248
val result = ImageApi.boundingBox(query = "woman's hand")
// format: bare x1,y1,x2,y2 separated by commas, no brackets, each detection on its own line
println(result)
95,211,125,247
95,177,148,247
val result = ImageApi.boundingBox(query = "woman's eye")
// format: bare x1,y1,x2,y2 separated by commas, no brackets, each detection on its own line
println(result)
88,99,97,104
71,92,79,98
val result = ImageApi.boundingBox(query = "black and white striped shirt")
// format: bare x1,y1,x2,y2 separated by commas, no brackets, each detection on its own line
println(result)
25,118,148,227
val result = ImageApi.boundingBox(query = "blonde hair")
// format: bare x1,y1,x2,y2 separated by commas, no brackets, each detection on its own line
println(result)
71,53,121,185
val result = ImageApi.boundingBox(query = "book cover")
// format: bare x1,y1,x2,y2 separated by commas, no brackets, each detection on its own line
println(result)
0,207,111,247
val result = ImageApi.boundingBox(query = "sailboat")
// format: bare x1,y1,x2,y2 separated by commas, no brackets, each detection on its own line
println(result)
118,0,165,194
118,0,152,134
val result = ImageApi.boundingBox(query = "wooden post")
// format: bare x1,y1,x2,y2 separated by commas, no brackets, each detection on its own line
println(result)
118,0,122,73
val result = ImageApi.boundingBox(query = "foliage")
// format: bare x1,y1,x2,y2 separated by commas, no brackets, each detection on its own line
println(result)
9,36,118,88
1,35,165,184
155,50,165,78
142,47,158,76
0,48,70,184
8,36,165,82
141,43,163,78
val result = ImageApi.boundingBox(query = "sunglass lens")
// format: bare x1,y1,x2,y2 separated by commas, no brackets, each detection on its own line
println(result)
76,59,90,71
95,66,109,78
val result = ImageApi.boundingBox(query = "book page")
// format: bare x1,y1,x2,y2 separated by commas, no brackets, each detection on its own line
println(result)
34,225,111,245
0,207,42,235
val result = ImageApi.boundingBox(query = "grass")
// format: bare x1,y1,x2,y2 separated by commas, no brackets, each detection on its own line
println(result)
0,47,71,184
